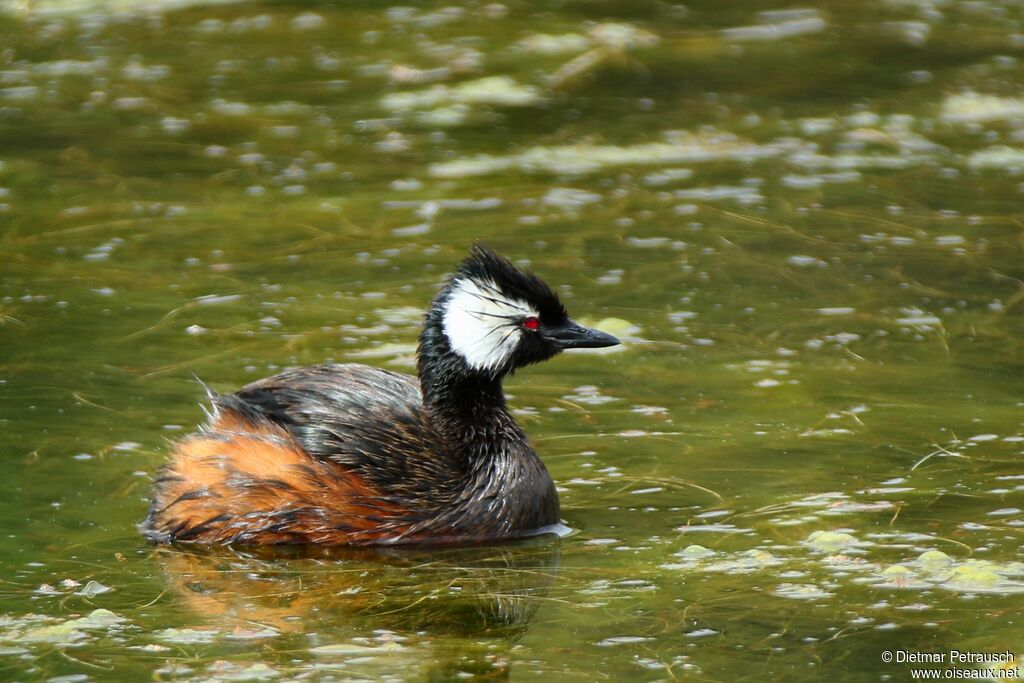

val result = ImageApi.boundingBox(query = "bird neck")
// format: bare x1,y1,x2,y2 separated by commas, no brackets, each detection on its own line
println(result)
417,311,525,460
416,307,560,536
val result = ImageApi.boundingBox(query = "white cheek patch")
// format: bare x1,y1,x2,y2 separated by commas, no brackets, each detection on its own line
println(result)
442,277,538,372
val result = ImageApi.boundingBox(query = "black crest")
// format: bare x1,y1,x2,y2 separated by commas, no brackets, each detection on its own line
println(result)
455,245,568,325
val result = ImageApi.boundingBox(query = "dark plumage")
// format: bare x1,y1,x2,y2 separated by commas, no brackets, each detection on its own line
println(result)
144,246,620,546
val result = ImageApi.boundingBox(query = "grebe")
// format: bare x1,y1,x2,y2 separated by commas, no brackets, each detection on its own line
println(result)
144,246,620,545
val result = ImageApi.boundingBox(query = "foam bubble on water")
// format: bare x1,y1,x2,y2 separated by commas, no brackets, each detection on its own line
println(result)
967,433,999,442
685,628,719,637
596,636,653,647
291,12,326,31
816,306,855,316
942,92,1024,124
515,32,591,56
542,187,602,209
788,254,827,267
968,146,1024,172
430,132,807,178
722,15,827,42
392,223,431,237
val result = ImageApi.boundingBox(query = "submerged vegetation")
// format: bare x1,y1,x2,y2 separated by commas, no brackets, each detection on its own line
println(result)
1,0,1023,680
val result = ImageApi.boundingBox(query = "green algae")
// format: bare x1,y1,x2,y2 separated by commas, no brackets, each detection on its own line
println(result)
153,627,220,644
677,544,716,560
774,583,834,600
915,549,954,570
1,609,128,646
196,661,281,682
662,545,786,574
804,530,865,552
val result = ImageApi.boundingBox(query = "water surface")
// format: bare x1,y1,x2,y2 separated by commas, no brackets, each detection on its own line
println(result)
1,0,1023,680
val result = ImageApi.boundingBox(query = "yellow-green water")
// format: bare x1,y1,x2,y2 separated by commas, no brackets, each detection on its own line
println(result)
1,1,1023,681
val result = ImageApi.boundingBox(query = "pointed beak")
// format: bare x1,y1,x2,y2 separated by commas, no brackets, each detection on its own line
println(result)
545,319,621,350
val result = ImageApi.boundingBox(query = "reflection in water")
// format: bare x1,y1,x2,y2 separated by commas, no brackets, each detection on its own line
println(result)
152,538,560,676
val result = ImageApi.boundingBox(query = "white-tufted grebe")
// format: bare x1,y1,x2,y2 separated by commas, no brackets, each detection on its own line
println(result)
144,245,620,545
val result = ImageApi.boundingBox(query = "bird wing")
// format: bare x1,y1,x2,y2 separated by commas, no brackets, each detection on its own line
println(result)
219,363,459,494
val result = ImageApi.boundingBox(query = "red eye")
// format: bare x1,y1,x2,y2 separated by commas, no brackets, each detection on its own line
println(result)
523,316,540,331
